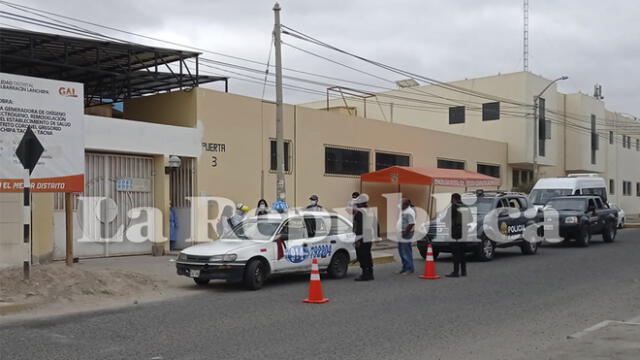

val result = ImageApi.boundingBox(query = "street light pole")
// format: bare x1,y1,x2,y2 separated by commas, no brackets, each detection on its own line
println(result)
532,75,568,182
273,3,286,202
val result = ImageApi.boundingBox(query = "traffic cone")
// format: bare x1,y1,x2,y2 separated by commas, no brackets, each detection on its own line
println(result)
419,244,440,279
303,258,329,304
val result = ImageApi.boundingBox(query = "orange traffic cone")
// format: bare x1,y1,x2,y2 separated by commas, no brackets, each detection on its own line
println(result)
303,258,329,304
419,244,440,279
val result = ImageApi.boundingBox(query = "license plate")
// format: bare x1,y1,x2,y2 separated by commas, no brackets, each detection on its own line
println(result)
544,225,553,230
189,269,200,278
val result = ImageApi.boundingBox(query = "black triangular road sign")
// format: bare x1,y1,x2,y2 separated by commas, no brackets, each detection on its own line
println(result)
15,126,44,175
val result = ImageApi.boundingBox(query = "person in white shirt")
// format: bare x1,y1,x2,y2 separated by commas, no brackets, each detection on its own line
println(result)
230,203,249,227
396,198,416,274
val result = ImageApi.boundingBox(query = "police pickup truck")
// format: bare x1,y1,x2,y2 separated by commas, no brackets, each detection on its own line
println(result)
417,190,543,261
176,212,356,290
543,195,617,247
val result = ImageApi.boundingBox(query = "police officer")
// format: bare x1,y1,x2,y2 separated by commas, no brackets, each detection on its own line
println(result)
306,194,324,211
446,193,468,277
353,193,376,281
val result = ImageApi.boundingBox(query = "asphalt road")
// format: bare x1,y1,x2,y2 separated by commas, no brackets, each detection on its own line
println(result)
2,229,640,360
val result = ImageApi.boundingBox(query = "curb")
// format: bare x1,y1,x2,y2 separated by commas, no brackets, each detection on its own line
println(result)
350,255,395,267
623,223,640,228
0,303,32,316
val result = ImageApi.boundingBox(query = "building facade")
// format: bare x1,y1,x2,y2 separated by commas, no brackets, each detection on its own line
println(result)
304,71,640,215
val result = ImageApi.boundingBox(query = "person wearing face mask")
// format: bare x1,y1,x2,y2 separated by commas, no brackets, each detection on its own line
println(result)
230,203,249,227
305,194,324,211
255,199,270,216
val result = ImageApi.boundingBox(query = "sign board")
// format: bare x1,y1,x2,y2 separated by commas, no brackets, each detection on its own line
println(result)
0,72,84,192
116,177,151,192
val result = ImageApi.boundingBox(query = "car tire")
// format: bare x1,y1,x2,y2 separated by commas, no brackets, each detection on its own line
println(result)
327,251,349,279
243,259,267,290
576,226,591,247
619,218,624,229
603,221,616,243
432,249,440,260
193,278,210,286
520,240,538,255
475,236,495,261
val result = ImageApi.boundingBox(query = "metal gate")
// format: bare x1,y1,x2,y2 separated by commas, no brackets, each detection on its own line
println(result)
54,152,154,258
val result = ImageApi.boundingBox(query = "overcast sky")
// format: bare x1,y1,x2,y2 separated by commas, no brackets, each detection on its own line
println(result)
5,0,640,116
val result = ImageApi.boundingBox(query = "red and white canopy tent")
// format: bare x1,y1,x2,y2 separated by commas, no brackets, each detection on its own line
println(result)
360,166,501,219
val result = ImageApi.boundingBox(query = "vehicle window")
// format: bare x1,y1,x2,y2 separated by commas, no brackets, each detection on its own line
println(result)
517,197,530,209
529,189,573,205
588,199,596,211
594,198,604,209
224,219,281,240
279,217,307,240
304,216,329,238
508,198,523,209
574,189,581,195
583,187,606,200
324,216,352,235
546,199,586,212
496,199,508,208
471,198,495,215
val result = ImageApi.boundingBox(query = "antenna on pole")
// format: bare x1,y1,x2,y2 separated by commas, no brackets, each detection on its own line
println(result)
523,0,529,72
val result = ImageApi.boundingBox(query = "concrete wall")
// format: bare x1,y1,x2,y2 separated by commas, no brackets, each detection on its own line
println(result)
124,90,197,127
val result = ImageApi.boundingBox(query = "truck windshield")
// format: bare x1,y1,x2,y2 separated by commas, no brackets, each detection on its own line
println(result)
546,199,586,212
224,219,281,240
529,189,573,205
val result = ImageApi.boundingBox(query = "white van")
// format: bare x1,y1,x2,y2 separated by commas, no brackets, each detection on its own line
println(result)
529,174,607,207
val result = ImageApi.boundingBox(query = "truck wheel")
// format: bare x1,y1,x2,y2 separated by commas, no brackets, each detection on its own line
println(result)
243,259,267,290
520,240,538,255
327,251,349,279
193,278,210,286
475,237,495,261
576,226,591,247
603,221,616,243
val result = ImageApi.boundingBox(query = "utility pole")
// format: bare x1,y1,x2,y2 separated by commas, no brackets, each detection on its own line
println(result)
533,95,539,181
523,0,529,72
273,2,286,202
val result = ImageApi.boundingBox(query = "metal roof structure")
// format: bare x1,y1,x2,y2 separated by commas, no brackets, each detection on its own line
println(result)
0,27,228,105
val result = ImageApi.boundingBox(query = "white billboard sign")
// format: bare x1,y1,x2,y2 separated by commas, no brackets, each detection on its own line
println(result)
0,72,84,192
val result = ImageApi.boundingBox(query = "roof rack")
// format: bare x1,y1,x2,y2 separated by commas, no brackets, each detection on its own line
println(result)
467,189,527,197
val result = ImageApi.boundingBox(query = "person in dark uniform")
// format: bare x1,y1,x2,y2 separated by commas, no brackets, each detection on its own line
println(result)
353,193,375,281
446,193,468,277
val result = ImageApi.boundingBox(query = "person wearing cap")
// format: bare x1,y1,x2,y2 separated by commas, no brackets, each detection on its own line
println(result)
353,193,376,281
230,202,249,228
346,192,360,215
305,194,324,211
446,193,469,277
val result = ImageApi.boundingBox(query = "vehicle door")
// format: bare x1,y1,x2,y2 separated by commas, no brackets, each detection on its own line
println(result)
593,198,609,231
274,216,311,273
304,215,333,267
326,215,356,257
586,198,600,233
504,197,527,240
495,198,512,240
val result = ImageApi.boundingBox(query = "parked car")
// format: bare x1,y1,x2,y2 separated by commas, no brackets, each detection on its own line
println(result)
609,203,625,229
543,196,617,247
418,190,543,262
529,174,607,209
176,212,356,290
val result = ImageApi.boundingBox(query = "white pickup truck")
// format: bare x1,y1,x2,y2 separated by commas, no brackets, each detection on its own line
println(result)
176,211,357,290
